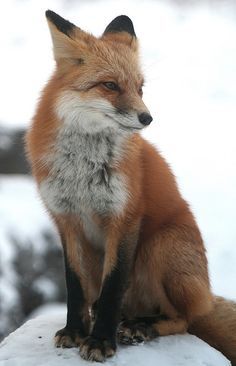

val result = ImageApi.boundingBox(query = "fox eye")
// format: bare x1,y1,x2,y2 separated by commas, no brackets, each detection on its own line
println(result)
138,87,143,96
103,82,120,91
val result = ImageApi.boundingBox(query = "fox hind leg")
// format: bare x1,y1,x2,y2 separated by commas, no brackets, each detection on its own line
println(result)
118,315,187,345
121,223,213,346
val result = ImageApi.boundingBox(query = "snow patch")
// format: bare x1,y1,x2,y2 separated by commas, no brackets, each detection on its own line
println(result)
0,175,61,339
0,314,230,366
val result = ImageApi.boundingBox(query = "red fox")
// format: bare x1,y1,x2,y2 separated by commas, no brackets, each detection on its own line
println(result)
26,10,236,363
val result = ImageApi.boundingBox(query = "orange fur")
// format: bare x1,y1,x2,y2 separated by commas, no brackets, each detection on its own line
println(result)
189,296,236,364
26,12,236,364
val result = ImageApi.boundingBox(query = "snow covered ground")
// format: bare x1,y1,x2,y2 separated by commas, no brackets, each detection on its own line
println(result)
0,313,230,366
0,176,61,339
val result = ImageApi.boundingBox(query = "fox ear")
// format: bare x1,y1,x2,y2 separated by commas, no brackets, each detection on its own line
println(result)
104,15,136,37
46,10,76,38
103,15,137,50
45,10,88,62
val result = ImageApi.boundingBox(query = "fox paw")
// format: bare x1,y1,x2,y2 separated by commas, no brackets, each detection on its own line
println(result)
117,319,159,345
79,336,116,362
55,327,85,348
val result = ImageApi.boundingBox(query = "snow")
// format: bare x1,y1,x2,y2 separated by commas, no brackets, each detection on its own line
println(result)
0,314,230,366
0,176,54,243
0,175,56,289
0,175,58,338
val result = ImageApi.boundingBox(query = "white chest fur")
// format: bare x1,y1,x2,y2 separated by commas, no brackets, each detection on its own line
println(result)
39,123,129,223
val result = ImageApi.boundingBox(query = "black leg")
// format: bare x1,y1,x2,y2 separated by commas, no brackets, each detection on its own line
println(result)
79,244,132,362
55,248,88,348
93,245,127,341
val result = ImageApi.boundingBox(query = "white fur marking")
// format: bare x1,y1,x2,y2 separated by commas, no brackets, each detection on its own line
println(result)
39,92,130,247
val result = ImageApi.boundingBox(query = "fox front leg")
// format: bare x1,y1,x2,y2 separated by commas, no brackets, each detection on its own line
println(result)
55,236,88,348
79,229,138,362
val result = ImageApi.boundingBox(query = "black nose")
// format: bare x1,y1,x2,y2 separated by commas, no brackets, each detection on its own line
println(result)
138,112,153,126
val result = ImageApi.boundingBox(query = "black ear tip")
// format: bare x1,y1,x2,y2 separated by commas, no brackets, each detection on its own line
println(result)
45,9,75,37
45,10,65,25
104,15,136,37
114,15,133,23
45,9,56,20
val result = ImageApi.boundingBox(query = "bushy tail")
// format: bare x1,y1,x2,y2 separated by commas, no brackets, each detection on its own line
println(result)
189,296,236,365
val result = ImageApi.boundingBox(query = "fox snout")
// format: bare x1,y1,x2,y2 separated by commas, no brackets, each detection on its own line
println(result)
115,92,153,130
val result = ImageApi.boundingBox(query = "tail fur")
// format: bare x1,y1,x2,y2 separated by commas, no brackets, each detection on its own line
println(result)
189,296,236,365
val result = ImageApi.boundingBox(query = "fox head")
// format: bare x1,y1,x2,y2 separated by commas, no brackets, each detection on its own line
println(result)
46,10,152,134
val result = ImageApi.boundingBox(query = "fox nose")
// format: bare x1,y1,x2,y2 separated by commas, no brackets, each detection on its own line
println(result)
138,112,153,126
